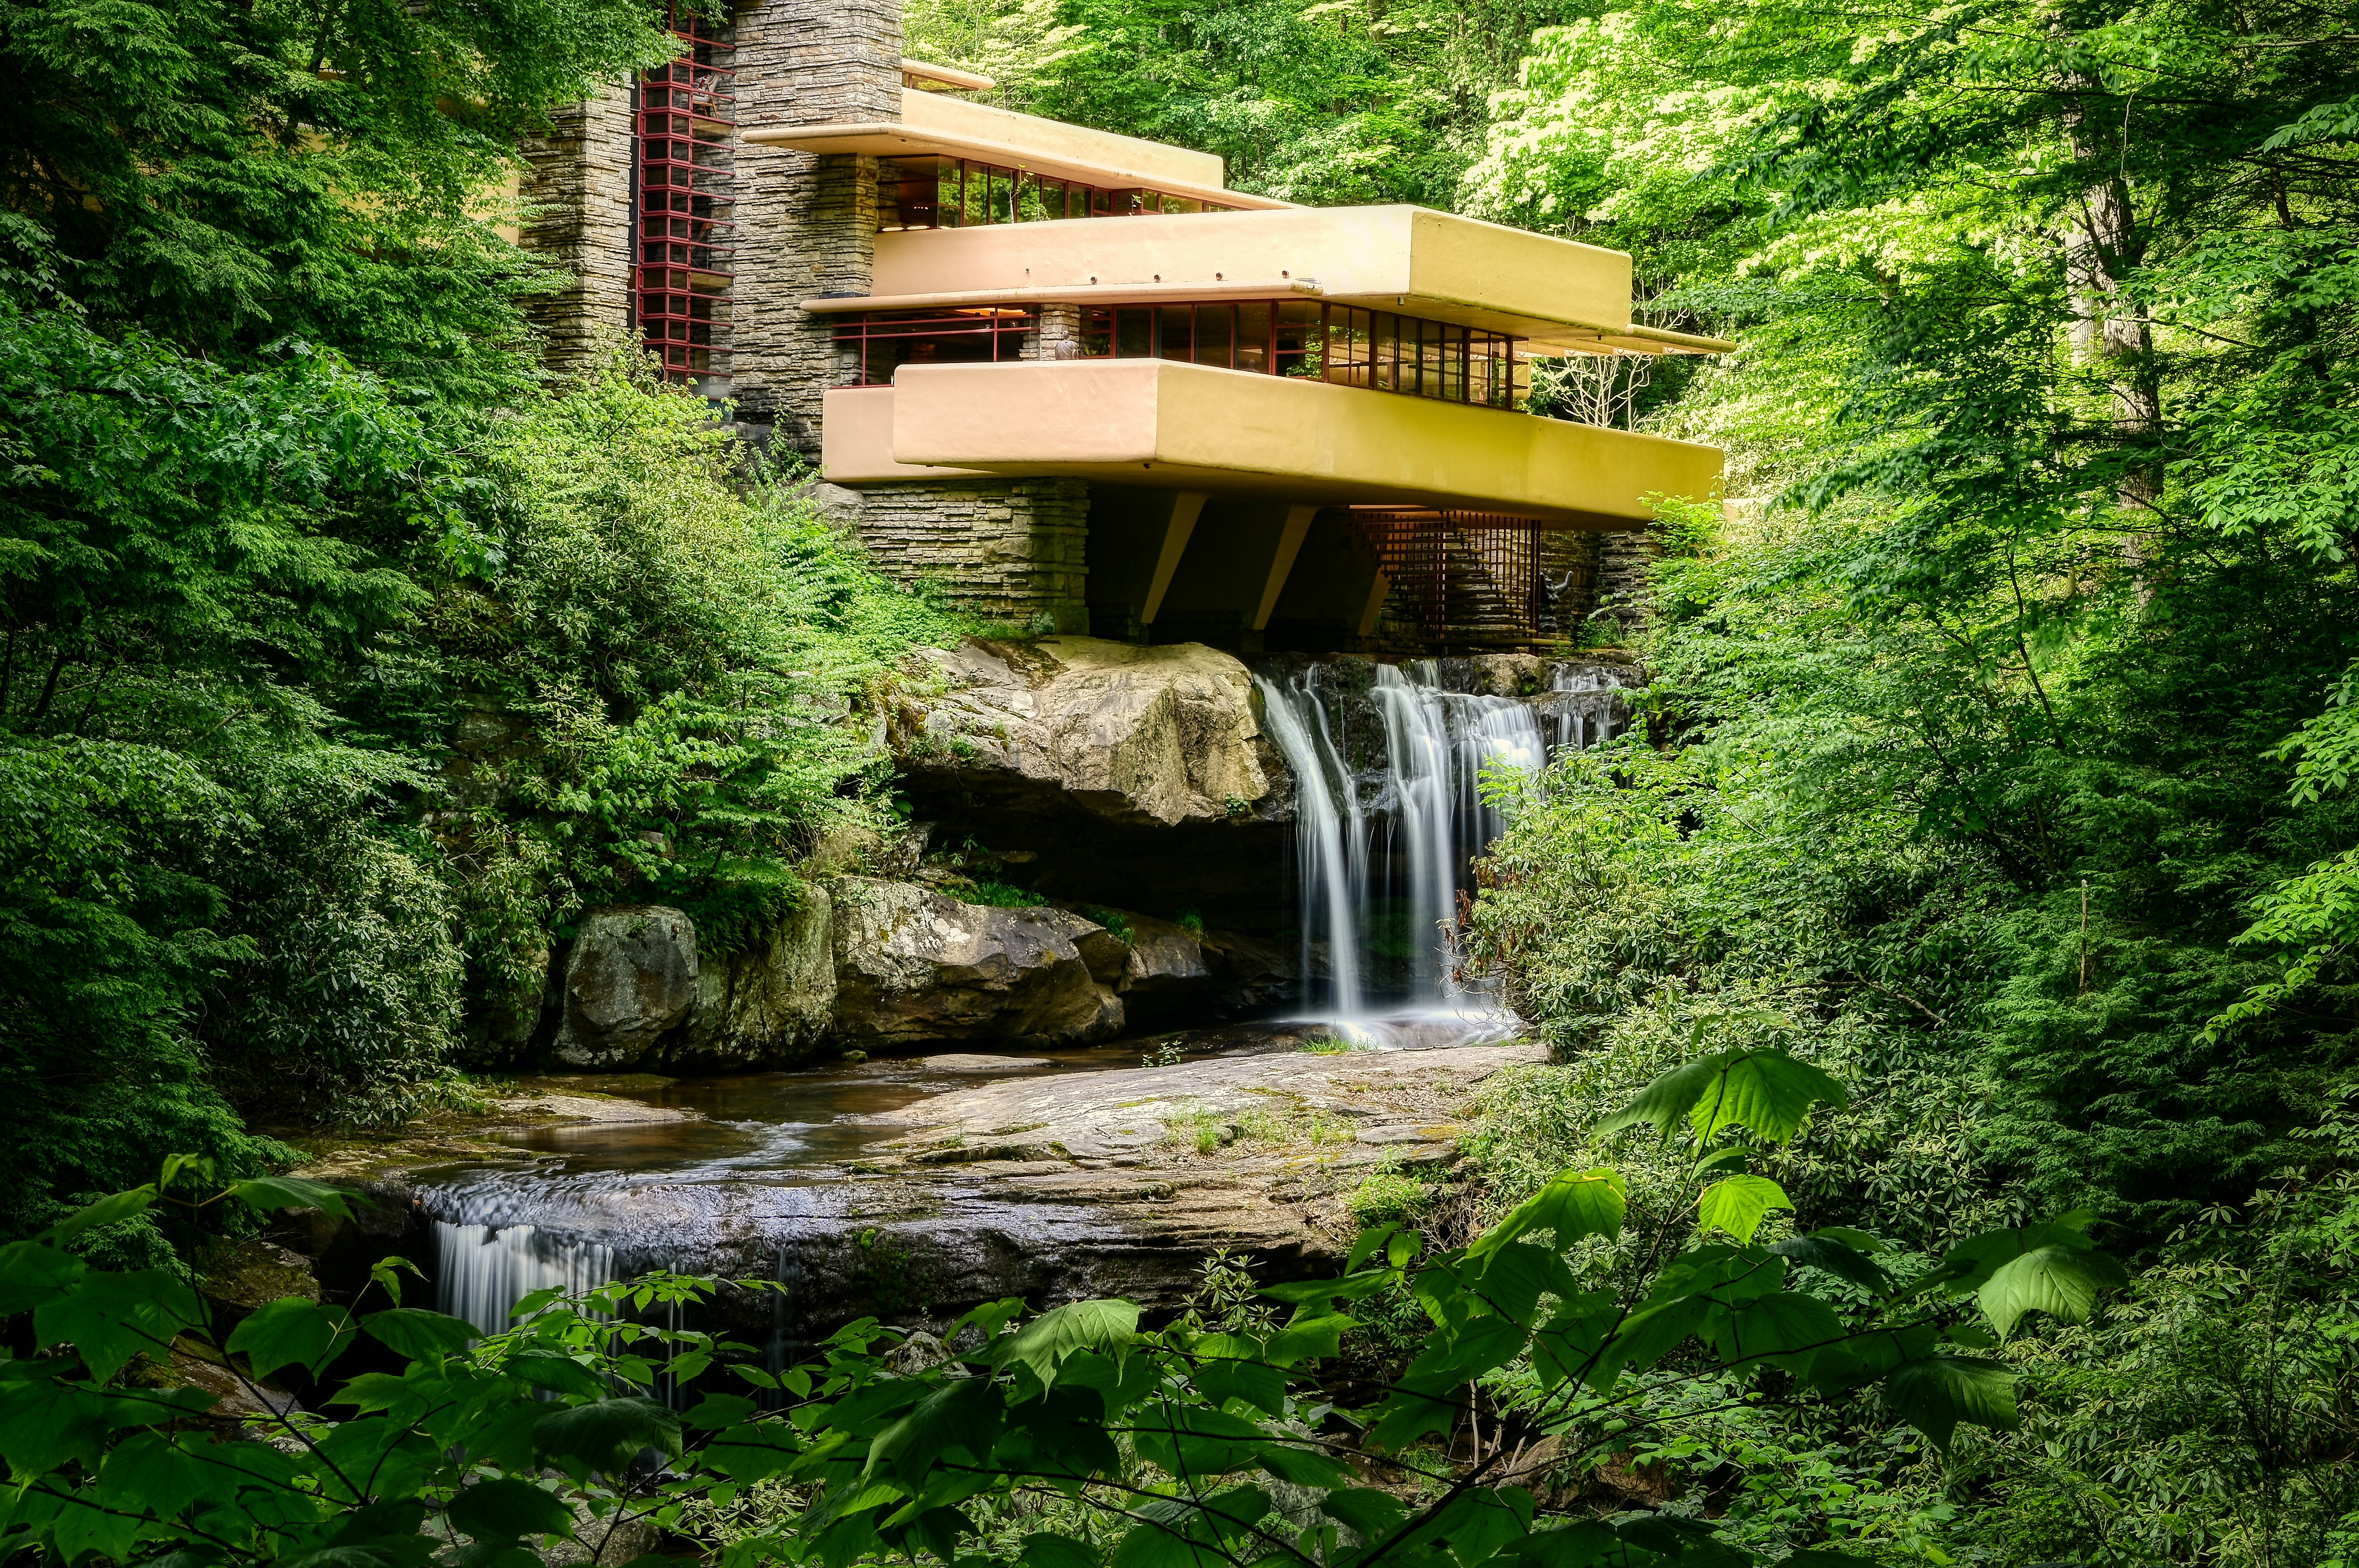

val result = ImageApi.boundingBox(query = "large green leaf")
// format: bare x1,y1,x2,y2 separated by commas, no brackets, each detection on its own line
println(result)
864,1376,1006,1483
42,1188,156,1245
98,1431,217,1521
229,1176,364,1222
534,1397,683,1476
1697,1174,1792,1244
228,1297,353,1381
0,1241,83,1317
1191,1333,1289,1415
992,1299,1140,1387
1468,1168,1628,1260
1978,1245,2130,1339
1131,1403,1271,1480
1708,1291,1844,1375
1599,1049,1848,1144
37,1269,207,1382
1502,1521,1628,1568
1259,1269,1396,1305
1913,1215,2100,1298
1882,1355,2019,1453
0,1376,112,1471
1461,1243,1583,1323
446,1478,575,1543
1024,1531,1103,1568
1766,1235,1889,1293
362,1308,478,1362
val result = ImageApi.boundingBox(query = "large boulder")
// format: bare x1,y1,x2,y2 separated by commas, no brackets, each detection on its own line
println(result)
828,877,1124,1047
670,886,836,1070
549,906,699,1068
889,637,1271,828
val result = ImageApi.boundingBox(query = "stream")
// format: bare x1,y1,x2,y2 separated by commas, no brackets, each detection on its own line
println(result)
414,657,1632,1337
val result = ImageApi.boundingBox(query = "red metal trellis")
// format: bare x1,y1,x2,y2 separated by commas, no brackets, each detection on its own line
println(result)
635,11,735,392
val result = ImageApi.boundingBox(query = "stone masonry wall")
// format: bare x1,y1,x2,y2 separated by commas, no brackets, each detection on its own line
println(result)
731,0,903,452
1029,303,1085,362
517,84,637,373
859,480,1092,631
1595,527,1658,642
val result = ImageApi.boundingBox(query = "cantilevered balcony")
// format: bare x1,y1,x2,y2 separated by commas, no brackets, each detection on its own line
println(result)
823,360,1720,528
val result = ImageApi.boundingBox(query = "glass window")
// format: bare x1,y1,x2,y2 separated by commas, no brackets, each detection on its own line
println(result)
1274,300,1321,377
1157,304,1193,361
1235,302,1270,373
1081,307,1113,357
1372,313,1399,392
1115,307,1154,358
1194,303,1233,368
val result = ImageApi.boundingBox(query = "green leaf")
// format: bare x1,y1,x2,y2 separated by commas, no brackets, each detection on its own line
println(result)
227,1176,364,1220
447,1478,575,1543
1617,1513,1745,1564
1323,1487,1408,1540
992,1299,1140,1387
1258,1444,1353,1488
39,1270,209,1381
1978,1245,2130,1339
1503,1521,1625,1568
534,1397,683,1475
1915,1216,2100,1298
702,1421,804,1481
1023,1532,1102,1568
684,1393,759,1430
1259,1269,1396,1305
1697,1175,1792,1243
1778,1553,1879,1566
229,1297,353,1381
1691,1146,1749,1179
865,1376,1005,1483
1192,1334,1289,1414
506,1353,607,1398
1766,1235,1889,1292
1464,1243,1582,1323
1131,1403,1272,1479
1709,1290,1844,1374
98,1430,216,1520
1599,1049,1847,1144
0,1241,85,1317
0,1375,112,1471
1263,1313,1353,1367
1882,1355,2019,1453
1466,1169,1626,1259
364,1308,479,1362
42,1188,156,1245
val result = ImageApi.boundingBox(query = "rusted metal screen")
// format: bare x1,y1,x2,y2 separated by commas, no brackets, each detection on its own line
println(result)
1352,508,1550,646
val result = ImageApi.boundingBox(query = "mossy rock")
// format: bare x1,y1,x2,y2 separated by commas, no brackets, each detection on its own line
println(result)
200,1238,322,1310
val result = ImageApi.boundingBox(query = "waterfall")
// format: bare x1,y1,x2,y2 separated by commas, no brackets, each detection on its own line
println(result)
1257,659,1620,1019
435,1219,616,1335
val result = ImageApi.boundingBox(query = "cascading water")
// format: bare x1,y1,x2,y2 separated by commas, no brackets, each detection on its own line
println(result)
435,1219,616,1334
1256,658,1628,1020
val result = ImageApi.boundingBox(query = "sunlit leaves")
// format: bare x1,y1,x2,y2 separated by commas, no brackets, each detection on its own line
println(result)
229,1297,354,1381
1977,1245,2129,1339
1697,1173,1793,1243
1881,1354,2019,1453
1466,1168,1627,1258
1598,1048,1848,1144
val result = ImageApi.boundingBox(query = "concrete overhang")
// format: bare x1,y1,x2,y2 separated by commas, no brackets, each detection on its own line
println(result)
742,90,1292,212
858,207,1731,355
822,360,1723,527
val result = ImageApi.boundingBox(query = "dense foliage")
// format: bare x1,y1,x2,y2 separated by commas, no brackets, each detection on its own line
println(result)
0,0,979,1239
1,1055,2126,1568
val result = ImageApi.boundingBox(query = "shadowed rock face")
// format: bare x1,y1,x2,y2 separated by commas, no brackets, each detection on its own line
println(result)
827,877,1125,1047
550,906,699,1068
673,887,836,1072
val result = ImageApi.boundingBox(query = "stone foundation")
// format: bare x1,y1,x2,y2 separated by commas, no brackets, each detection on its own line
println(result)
857,479,1093,631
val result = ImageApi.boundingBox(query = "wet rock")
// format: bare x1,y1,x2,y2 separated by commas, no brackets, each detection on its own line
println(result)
543,1498,662,1568
671,886,836,1070
827,877,1124,1048
1119,913,1212,996
200,1238,321,1311
920,1054,1054,1072
890,637,1271,828
550,906,698,1069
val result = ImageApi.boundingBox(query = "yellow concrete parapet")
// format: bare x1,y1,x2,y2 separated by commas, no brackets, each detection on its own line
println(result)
824,360,1722,527
864,208,1679,352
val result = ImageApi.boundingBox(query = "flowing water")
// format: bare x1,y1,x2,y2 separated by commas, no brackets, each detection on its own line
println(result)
421,657,1630,1336
1254,659,1630,1018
